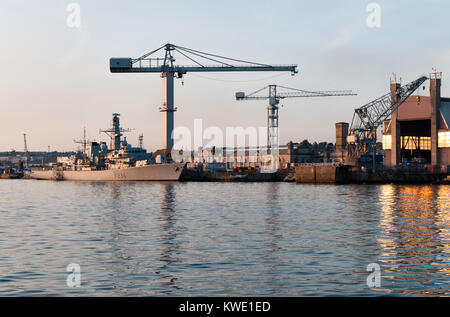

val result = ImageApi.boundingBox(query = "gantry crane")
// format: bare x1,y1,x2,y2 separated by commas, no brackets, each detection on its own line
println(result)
347,75,428,169
110,43,298,150
236,85,356,170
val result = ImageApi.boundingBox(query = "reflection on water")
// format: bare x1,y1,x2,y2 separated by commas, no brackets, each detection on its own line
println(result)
378,185,449,295
0,180,448,296
155,184,180,295
100,182,182,296
263,183,284,295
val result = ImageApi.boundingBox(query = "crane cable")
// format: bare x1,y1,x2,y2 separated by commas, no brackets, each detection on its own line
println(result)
133,45,166,62
131,44,288,71
176,47,235,67
175,45,271,67
276,85,354,96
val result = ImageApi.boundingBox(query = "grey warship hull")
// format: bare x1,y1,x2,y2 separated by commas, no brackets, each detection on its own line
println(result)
31,163,184,181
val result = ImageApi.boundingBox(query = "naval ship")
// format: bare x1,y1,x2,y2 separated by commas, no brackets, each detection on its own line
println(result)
31,113,184,181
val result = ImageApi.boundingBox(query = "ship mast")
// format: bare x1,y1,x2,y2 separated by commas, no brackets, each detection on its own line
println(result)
99,113,132,151
74,127,91,153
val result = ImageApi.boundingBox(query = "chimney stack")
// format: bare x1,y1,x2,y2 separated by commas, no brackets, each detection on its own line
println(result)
390,81,401,167
430,71,442,165
335,122,349,152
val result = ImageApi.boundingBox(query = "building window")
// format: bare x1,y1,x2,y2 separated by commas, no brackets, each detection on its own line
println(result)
438,131,450,148
382,135,391,150
400,136,432,150
401,136,418,150
419,137,431,150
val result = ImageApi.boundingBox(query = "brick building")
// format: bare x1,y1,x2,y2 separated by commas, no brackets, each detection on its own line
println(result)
382,72,450,168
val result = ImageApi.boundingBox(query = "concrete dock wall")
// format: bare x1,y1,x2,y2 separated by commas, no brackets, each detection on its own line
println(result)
349,170,447,184
181,165,448,184
180,168,278,182
295,165,349,184
295,164,448,184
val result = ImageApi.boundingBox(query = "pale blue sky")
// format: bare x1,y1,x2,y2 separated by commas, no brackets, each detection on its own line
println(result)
1,0,450,151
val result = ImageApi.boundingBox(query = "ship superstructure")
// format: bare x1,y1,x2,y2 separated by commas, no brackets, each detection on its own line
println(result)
31,114,184,181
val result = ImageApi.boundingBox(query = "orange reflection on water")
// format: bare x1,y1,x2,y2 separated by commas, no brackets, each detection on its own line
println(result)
378,185,449,295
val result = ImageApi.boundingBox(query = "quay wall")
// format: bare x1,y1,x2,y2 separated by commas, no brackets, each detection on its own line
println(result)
295,165,349,184
181,165,449,184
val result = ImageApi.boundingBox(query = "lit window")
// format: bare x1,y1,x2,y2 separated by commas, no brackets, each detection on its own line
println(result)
398,136,431,150
438,131,450,148
382,135,392,150
401,136,419,150
419,137,431,150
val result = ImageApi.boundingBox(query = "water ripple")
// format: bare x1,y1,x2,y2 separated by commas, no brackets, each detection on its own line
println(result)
0,180,448,296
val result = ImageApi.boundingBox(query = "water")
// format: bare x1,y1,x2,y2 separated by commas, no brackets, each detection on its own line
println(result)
0,180,448,296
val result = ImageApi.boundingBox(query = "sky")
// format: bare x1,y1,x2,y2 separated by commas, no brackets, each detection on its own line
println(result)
1,0,450,152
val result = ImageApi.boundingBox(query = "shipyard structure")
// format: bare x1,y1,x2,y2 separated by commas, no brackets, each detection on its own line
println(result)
318,72,450,184
335,72,449,171
382,72,449,168
182,71,449,184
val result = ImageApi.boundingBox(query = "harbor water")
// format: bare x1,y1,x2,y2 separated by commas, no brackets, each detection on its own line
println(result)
0,180,448,296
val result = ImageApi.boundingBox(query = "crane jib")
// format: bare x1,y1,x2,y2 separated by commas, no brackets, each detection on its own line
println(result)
354,76,428,131
110,63,298,74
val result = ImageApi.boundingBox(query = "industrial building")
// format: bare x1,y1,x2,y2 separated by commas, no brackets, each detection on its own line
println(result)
180,141,335,170
382,72,450,169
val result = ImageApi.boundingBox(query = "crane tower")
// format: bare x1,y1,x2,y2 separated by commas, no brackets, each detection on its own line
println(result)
236,85,356,170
